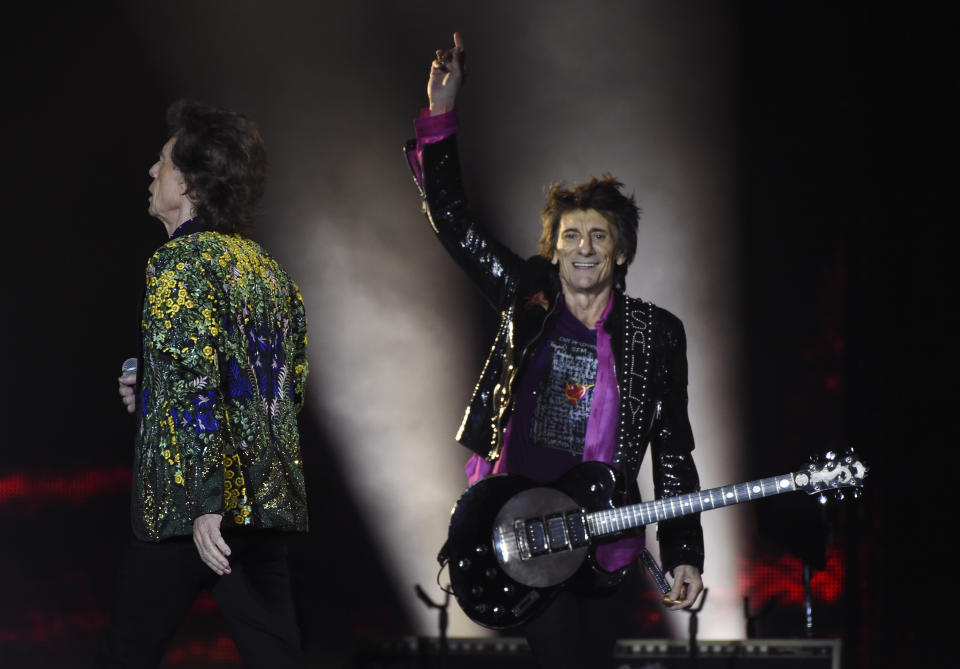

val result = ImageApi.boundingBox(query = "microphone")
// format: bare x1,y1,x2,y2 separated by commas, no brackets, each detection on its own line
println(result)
121,357,138,377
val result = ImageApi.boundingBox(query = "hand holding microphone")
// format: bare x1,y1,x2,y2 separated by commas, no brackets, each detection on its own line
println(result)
118,357,138,414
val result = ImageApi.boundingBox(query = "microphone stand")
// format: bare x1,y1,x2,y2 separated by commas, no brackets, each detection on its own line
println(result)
414,584,450,669
744,595,779,639
683,587,708,668
802,562,815,637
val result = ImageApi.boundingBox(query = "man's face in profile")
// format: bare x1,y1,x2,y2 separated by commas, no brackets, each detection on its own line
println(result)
148,136,188,227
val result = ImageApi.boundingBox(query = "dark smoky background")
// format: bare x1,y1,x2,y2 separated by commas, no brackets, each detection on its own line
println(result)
2,1,953,667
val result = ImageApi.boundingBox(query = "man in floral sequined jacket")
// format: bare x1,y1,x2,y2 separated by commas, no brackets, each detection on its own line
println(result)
408,34,704,668
102,101,308,668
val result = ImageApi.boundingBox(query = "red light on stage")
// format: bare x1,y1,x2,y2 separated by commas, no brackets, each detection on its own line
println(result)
163,635,241,664
192,591,219,614
0,609,109,644
740,547,845,607
0,466,130,506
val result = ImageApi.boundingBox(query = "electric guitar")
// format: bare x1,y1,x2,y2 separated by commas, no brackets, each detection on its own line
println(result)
443,449,866,629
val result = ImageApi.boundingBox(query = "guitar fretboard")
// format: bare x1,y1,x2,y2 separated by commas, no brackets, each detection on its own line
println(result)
586,474,796,538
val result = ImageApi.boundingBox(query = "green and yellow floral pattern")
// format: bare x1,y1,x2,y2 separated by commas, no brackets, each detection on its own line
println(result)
133,230,308,541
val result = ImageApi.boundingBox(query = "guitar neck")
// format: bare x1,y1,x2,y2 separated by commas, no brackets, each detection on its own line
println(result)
587,473,797,538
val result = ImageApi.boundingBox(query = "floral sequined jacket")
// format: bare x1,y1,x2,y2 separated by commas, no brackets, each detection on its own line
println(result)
133,221,308,541
411,136,703,573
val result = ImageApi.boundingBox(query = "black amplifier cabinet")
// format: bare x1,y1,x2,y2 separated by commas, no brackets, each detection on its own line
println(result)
355,637,840,669
356,637,534,668
614,639,841,668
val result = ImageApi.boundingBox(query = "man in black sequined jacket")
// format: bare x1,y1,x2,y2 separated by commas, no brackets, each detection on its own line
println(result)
411,136,704,574
410,33,704,667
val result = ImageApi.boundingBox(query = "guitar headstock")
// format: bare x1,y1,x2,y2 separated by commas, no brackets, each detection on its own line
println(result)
793,448,867,502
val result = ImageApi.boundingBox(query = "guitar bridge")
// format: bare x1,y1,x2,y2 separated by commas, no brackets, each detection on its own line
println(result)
512,520,529,559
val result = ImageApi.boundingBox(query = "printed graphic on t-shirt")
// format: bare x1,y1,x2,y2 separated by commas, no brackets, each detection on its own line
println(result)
530,335,598,455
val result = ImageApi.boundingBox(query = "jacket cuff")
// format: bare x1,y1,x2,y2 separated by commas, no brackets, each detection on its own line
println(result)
188,478,225,521
658,521,705,575
415,108,459,142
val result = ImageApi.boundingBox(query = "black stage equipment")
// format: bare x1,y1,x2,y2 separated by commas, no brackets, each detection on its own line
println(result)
355,637,841,669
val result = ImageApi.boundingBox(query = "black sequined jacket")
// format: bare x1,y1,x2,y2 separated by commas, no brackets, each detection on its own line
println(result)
408,135,703,573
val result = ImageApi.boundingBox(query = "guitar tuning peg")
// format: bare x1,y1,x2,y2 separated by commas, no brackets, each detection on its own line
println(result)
835,491,844,501
818,493,828,505
825,451,837,461
851,490,861,500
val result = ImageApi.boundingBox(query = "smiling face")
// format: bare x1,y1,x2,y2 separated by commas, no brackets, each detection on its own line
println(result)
552,208,626,298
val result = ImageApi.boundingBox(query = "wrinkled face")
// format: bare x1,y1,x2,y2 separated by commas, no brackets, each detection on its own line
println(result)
552,208,625,297
147,136,189,229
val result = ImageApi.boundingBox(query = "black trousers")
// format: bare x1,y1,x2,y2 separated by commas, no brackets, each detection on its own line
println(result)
520,568,637,669
99,530,304,669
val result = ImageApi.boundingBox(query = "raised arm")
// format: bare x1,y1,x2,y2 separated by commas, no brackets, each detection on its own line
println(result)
428,32,465,116
412,33,525,310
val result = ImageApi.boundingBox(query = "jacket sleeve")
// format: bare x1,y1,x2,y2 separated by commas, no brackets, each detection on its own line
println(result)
287,279,309,413
142,243,227,521
650,314,705,574
418,135,525,310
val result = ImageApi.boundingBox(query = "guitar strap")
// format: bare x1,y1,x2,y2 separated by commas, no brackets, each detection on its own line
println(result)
437,538,450,568
640,548,676,603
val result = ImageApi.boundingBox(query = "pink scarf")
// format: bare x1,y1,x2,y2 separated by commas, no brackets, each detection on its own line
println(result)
463,292,644,570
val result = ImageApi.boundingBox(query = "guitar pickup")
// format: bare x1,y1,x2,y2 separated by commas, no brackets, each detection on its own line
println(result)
521,518,550,556
546,514,570,551
515,509,590,559
565,511,589,547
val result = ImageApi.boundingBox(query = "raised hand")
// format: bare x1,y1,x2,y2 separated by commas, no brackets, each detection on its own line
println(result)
428,32,465,116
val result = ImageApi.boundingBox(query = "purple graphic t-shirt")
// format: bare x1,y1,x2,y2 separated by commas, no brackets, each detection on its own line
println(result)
504,304,598,482
461,292,645,571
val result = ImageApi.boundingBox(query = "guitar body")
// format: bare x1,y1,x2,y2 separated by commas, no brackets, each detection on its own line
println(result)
446,461,633,629
444,448,867,630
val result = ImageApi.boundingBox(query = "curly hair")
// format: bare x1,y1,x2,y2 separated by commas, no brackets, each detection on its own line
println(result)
538,175,641,291
165,99,267,234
